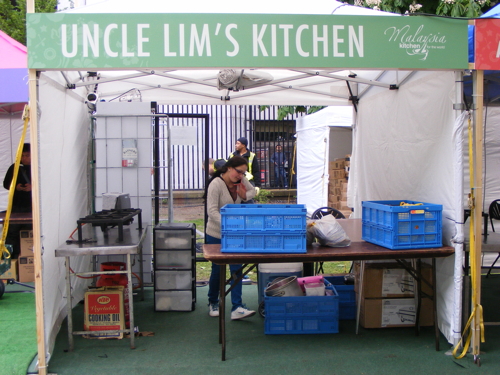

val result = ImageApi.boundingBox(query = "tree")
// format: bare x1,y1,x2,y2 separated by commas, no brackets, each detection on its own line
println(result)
0,0,57,45
347,0,493,18
259,105,327,121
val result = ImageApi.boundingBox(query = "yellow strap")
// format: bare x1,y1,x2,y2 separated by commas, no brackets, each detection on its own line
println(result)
0,105,30,260
452,114,485,359
399,202,423,206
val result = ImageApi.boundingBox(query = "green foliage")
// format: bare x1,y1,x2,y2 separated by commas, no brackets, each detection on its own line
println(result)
436,0,490,18
259,105,326,121
254,188,273,204
348,0,491,17
0,0,57,45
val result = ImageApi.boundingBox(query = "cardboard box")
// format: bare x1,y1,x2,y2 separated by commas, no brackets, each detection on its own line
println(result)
354,262,432,298
0,259,17,282
84,286,125,339
359,296,434,328
331,169,346,179
334,160,345,169
340,209,352,218
328,194,339,202
20,230,33,257
339,200,350,210
18,256,34,282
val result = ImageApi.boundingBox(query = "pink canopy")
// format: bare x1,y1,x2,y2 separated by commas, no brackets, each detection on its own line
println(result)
0,30,28,114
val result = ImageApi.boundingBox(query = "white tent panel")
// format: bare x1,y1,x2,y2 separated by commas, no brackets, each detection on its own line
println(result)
349,70,460,343
297,106,352,216
472,106,500,214
38,71,92,351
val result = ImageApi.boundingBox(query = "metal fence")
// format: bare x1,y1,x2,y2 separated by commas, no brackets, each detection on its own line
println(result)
157,105,298,190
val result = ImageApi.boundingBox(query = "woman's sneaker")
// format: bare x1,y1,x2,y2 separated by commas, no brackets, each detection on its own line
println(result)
231,306,256,320
209,303,219,317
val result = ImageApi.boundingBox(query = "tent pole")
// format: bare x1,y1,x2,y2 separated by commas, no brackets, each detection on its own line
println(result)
472,69,484,358
27,1,46,373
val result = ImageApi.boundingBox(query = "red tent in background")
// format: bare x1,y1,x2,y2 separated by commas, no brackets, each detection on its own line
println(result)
0,30,28,115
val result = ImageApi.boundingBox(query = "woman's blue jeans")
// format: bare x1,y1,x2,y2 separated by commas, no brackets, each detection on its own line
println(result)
206,234,243,311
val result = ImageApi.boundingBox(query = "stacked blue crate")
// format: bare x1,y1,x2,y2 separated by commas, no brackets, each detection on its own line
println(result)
221,204,307,253
361,200,443,250
324,276,356,320
264,281,339,334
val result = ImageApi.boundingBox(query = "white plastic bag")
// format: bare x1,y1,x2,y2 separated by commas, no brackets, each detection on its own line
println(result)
306,215,351,247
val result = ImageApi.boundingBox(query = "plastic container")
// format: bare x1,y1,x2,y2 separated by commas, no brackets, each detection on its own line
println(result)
297,275,324,292
220,204,307,254
264,282,339,335
324,276,356,320
221,233,306,254
154,223,194,249
154,270,193,290
304,282,325,296
155,250,192,269
221,204,307,232
258,263,303,304
361,200,442,250
154,290,194,311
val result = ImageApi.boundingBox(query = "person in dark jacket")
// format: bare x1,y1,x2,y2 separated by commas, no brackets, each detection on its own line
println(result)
270,144,288,188
3,143,32,213
3,143,32,258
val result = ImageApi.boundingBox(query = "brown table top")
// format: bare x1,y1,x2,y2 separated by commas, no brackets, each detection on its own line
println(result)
0,212,32,225
203,219,454,265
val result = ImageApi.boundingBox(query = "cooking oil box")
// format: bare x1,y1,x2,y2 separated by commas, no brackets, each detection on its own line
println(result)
84,286,124,339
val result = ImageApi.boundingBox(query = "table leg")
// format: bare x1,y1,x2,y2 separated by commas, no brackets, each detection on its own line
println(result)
219,264,226,361
139,244,144,301
432,258,439,351
484,213,489,240
414,259,422,337
127,254,136,349
356,260,365,334
65,256,74,351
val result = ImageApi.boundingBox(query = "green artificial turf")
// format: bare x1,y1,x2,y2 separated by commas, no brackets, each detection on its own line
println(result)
0,286,37,375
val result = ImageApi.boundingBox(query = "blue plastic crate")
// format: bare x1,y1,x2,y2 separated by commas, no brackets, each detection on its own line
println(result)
361,200,443,250
221,204,306,232
264,283,339,334
324,276,356,320
221,232,306,253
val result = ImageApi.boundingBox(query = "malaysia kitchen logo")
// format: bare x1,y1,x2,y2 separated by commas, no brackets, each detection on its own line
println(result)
384,24,447,61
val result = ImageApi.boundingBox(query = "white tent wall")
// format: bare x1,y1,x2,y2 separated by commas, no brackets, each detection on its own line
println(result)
0,115,30,211
38,71,92,352
348,70,461,344
463,106,500,216
296,106,352,215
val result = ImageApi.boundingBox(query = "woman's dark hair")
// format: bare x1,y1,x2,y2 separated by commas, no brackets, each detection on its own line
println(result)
203,156,248,201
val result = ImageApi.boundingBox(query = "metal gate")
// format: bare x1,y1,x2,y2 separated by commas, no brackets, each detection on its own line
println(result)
157,104,298,190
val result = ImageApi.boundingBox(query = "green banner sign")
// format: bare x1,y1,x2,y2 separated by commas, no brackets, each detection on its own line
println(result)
27,13,468,70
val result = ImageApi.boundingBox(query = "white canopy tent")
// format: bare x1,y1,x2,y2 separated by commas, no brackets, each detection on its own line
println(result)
296,105,353,215
25,1,474,373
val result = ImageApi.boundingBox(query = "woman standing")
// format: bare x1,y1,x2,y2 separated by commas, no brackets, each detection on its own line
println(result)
205,156,256,320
